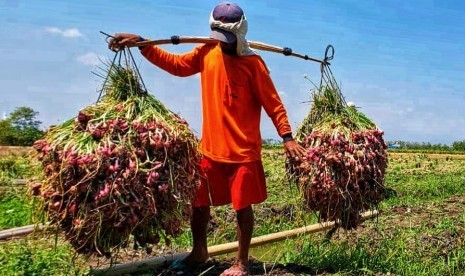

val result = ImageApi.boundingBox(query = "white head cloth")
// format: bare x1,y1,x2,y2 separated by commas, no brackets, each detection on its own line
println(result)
209,13,257,56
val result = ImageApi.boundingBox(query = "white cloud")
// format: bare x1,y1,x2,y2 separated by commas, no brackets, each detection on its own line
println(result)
45,27,61,34
45,27,83,38
62,28,83,38
278,91,287,97
76,52,101,66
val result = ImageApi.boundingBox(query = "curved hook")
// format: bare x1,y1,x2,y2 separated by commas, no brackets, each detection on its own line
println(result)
323,44,334,64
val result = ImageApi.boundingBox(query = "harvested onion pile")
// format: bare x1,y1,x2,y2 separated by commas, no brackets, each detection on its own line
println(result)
288,78,387,229
30,53,201,255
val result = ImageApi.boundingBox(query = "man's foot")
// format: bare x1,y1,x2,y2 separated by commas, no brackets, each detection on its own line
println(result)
170,252,208,272
219,260,249,276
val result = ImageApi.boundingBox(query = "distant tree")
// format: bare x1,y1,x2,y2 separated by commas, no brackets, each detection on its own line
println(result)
389,140,451,151
452,140,465,151
0,107,44,146
15,126,44,146
0,119,16,145
262,138,281,145
9,107,42,130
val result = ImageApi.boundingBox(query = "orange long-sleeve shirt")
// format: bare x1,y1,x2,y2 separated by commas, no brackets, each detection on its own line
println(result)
141,43,292,163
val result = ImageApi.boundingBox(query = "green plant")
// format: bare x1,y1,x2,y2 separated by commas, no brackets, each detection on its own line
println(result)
0,238,87,275
0,193,34,229
0,156,37,179
0,150,464,275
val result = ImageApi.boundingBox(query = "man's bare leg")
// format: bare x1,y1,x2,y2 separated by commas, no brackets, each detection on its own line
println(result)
221,205,253,276
181,206,210,265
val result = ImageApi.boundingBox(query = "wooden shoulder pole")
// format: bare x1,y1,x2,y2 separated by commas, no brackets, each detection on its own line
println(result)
133,36,327,64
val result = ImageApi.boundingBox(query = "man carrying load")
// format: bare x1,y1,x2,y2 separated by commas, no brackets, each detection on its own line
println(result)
109,2,306,275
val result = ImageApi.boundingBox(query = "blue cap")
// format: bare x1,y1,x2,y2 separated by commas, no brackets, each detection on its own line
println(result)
209,2,244,43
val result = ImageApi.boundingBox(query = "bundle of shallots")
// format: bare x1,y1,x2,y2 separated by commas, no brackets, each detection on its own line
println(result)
30,50,201,255
288,75,387,229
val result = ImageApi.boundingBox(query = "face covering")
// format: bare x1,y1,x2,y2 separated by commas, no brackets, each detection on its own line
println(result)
209,13,257,56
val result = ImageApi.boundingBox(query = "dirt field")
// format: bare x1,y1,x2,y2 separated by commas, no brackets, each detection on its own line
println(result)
0,146,32,157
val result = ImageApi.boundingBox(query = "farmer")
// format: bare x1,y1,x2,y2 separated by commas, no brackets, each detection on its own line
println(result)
109,2,306,275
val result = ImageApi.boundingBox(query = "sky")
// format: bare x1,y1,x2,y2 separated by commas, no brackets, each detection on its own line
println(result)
0,0,464,145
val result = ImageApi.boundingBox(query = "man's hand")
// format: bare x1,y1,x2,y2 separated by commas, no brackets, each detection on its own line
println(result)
108,33,144,52
284,140,306,161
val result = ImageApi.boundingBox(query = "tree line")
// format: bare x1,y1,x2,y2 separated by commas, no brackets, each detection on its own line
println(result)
387,141,465,152
1,106,465,151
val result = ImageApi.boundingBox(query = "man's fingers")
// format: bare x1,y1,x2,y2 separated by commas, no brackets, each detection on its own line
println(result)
291,146,306,161
109,37,138,51
120,38,133,45
107,34,130,51
108,37,121,50
284,141,307,161
287,148,297,159
109,43,121,52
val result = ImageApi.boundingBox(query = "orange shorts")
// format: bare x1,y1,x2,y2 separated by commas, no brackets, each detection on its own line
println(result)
193,156,267,211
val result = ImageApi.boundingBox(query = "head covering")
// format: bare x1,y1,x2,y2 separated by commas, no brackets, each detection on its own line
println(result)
209,2,243,43
209,2,257,56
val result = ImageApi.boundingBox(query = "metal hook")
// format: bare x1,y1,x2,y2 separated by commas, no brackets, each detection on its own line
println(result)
324,44,335,64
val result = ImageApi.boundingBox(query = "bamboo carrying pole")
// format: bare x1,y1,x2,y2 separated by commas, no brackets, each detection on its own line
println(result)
134,36,328,64
92,210,378,276
99,31,332,65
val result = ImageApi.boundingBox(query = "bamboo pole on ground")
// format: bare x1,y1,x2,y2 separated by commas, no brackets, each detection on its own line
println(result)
13,179,28,185
92,210,378,276
0,179,28,193
0,223,47,240
0,179,29,186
